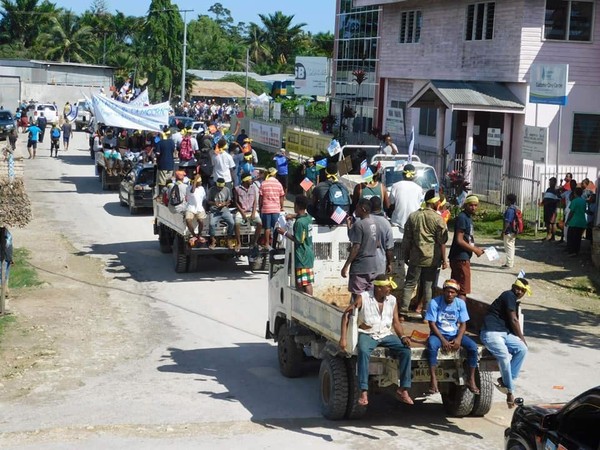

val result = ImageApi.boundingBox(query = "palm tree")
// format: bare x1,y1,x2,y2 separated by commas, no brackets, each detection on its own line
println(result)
41,13,94,62
0,0,58,47
245,22,270,67
257,11,306,67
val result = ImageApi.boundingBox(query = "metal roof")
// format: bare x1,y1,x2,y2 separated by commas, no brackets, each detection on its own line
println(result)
189,80,256,99
408,80,525,113
187,69,294,83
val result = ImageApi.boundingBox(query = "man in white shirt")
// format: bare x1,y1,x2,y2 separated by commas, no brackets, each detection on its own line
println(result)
382,135,398,155
211,139,236,189
389,163,423,239
185,174,207,241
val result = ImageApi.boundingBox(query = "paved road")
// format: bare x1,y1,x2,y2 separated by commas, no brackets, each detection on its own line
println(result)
1,132,598,449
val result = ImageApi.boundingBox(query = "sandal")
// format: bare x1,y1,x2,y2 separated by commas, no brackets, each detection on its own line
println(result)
494,377,509,395
507,393,515,409
357,396,368,406
395,389,414,405
467,385,481,395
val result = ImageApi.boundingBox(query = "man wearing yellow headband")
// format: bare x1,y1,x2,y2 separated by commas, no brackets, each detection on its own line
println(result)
339,274,414,407
259,167,286,250
448,194,484,298
401,189,448,319
207,177,235,249
309,161,351,225
480,278,530,409
425,279,480,395
211,138,235,189
234,172,262,251
389,163,423,239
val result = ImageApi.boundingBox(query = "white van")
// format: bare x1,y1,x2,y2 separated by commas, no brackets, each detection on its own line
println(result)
26,103,59,125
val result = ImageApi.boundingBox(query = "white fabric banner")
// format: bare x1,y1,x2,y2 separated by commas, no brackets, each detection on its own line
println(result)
91,94,169,132
130,89,150,106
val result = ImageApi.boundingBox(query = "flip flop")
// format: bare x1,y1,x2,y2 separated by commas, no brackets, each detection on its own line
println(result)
507,393,515,409
494,378,509,394
468,385,481,395
357,396,368,406
427,387,439,395
395,389,414,405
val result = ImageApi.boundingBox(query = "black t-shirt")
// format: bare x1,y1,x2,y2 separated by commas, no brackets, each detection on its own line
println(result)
155,138,175,171
449,211,474,261
482,290,519,333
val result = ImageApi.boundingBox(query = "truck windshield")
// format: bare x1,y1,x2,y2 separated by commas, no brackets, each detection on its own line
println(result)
384,166,439,191
0,111,12,120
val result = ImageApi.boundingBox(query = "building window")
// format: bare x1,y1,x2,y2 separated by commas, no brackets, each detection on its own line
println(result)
572,113,600,153
545,0,594,42
465,2,495,40
419,108,436,137
400,11,422,43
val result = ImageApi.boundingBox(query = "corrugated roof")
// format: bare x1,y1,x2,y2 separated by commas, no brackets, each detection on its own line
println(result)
190,80,256,99
408,80,525,113
187,69,294,83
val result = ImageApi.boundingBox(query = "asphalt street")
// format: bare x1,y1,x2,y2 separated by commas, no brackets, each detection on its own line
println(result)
1,132,598,449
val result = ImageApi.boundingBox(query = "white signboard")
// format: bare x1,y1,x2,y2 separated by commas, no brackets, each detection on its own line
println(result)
294,57,328,97
522,125,547,163
262,102,270,121
385,107,405,136
529,64,569,105
249,121,282,148
487,128,502,146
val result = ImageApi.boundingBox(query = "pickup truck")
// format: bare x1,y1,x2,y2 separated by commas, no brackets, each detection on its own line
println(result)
95,151,123,191
266,224,497,420
74,99,93,131
153,199,268,273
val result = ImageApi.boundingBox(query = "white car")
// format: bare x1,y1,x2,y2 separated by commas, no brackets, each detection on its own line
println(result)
189,121,206,138
26,103,59,125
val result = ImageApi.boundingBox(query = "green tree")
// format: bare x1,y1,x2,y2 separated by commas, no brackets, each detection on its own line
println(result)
187,14,245,71
0,0,58,48
40,12,94,62
221,74,265,97
256,11,306,68
141,0,183,101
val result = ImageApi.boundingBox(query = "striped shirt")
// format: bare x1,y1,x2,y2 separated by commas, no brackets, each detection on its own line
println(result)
259,177,285,214
235,183,259,212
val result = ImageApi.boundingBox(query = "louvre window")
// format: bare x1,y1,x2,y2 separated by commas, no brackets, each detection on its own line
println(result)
400,10,422,43
465,2,495,41
545,0,594,42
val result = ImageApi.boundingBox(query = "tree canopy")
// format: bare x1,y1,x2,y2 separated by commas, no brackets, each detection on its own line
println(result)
0,1,334,102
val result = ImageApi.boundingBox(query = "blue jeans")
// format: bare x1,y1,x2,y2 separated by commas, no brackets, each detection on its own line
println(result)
480,330,527,393
357,333,411,391
0,260,10,289
427,334,479,368
209,208,234,236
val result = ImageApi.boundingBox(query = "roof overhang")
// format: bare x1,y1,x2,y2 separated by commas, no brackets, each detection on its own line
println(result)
408,80,525,114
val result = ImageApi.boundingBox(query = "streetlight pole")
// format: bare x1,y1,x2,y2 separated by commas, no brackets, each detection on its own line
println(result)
180,9,193,103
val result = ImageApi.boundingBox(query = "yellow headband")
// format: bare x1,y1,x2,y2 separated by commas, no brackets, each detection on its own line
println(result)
443,279,460,291
326,172,338,182
439,198,447,208
513,279,532,296
426,195,440,204
464,195,479,205
216,181,225,188
404,170,416,178
242,175,252,182
372,277,398,290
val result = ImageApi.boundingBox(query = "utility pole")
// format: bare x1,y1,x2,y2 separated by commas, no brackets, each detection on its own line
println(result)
180,9,193,103
245,47,249,113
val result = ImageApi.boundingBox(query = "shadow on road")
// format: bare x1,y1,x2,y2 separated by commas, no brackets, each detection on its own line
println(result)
103,201,153,217
56,153,95,166
158,344,485,442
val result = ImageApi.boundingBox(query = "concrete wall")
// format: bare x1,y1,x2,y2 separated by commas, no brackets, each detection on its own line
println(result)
21,84,102,109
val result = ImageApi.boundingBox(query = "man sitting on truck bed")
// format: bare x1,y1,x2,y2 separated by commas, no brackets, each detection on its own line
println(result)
207,177,235,249
339,274,414,407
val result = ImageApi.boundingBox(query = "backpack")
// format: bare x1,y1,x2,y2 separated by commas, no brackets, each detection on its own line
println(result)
322,181,351,218
51,128,60,139
511,206,524,234
179,136,193,161
169,183,184,206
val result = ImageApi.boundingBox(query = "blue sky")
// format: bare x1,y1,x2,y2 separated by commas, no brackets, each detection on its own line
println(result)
56,0,336,33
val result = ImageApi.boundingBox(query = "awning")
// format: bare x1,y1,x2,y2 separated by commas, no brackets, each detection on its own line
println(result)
190,80,256,99
407,80,525,114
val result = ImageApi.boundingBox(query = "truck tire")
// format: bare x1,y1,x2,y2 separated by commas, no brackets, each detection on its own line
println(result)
277,323,304,378
319,356,349,420
101,169,109,190
173,236,189,273
344,357,367,419
470,368,493,416
442,383,475,417
128,195,137,215
158,225,172,254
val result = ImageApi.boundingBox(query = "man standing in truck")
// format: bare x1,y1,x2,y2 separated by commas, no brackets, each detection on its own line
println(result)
339,274,414,406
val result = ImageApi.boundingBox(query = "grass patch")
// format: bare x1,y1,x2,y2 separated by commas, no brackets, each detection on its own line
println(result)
560,275,600,297
7,248,41,289
0,314,15,337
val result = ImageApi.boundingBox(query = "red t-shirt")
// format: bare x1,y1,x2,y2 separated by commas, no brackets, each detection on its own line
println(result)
259,177,285,213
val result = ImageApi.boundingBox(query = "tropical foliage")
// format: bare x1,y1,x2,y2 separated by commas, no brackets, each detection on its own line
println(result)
0,0,334,102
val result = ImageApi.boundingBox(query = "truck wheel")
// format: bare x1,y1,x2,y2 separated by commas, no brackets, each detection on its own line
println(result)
319,356,349,420
101,169,109,190
277,323,304,378
470,368,493,416
442,383,475,417
173,236,189,273
344,357,367,419
158,226,172,254
128,195,137,215
249,254,264,272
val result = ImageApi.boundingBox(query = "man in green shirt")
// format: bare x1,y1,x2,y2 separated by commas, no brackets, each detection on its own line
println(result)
566,186,587,256
277,195,315,295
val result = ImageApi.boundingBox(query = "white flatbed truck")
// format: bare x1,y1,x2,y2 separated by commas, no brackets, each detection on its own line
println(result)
265,224,497,420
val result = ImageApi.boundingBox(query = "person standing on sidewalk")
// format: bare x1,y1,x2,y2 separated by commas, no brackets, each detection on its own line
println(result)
448,194,484,299
566,186,587,256
480,278,530,409
502,194,518,268
0,226,13,298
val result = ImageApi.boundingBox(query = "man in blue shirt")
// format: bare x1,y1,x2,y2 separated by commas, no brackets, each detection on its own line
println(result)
154,129,175,191
27,123,42,159
273,148,289,193
425,279,479,395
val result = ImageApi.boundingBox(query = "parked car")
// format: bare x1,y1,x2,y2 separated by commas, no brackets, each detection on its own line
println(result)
119,163,156,215
505,385,600,450
26,103,59,125
189,121,206,138
74,99,92,131
0,110,16,141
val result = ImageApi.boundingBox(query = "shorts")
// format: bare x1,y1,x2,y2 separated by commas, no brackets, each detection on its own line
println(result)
276,174,288,189
63,136,70,143
296,268,314,287
544,207,557,225
261,212,280,229
235,211,262,226
157,170,173,186
185,210,207,221
348,273,377,294
449,259,470,296
27,140,37,149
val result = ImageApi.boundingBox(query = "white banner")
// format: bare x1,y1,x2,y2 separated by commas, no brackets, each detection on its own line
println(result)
129,89,150,106
91,94,169,132
249,121,282,148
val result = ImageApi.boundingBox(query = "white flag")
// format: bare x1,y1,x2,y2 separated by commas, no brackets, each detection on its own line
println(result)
407,126,415,162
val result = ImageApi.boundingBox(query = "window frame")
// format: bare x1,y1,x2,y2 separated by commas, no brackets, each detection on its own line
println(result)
399,10,422,44
419,107,437,138
570,112,600,154
465,2,496,41
544,0,595,42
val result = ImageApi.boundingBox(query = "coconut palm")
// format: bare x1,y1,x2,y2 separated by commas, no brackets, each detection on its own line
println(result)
40,13,94,63
256,11,306,67
0,0,58,47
